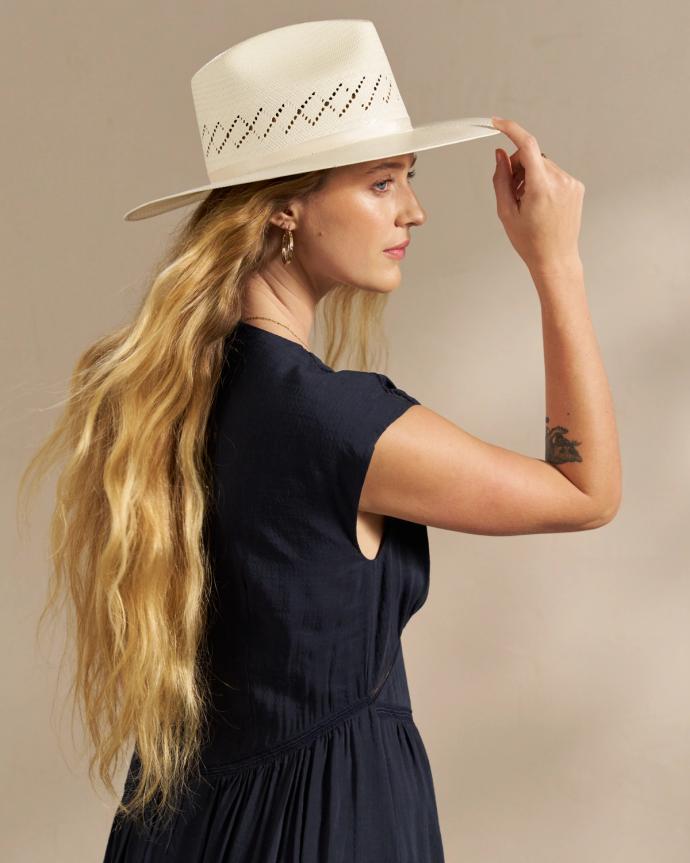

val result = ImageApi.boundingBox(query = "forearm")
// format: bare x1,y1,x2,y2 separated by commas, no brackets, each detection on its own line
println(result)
532,259,622,517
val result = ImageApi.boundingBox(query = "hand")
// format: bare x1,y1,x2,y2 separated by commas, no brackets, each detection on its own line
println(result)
491,117,585,276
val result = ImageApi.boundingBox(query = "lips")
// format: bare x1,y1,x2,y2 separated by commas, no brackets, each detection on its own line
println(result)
384,240,410,251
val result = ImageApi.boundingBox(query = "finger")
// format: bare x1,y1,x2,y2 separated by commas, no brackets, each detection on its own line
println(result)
493,148,518,215
508,150,526,173
510,161,526,197
494,148,526,201
512,150,556,174
508,150,536,180
491,117,546,177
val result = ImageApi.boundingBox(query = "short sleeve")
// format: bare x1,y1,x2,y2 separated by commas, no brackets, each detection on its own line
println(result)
315,370,421,555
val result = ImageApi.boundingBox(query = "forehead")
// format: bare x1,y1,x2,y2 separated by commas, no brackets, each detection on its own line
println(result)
318,152,417,191
359,152,418,173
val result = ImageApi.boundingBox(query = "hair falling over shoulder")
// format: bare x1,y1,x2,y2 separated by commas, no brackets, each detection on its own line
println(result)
16,167,393,827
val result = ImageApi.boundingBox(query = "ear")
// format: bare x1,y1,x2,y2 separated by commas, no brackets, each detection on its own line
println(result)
268,215,293,230
268,200,301,232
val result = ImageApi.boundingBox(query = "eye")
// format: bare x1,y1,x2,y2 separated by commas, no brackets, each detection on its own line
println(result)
372,169,416,193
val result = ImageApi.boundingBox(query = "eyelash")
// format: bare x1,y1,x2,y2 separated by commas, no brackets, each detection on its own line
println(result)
372,169,417,193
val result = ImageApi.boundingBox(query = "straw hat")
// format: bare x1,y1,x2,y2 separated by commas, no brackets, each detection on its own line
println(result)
123,18,499,221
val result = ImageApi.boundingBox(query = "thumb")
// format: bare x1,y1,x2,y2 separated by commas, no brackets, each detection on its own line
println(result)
493,148,517,214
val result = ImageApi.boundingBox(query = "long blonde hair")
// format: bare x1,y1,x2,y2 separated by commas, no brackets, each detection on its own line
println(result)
16,167,395,827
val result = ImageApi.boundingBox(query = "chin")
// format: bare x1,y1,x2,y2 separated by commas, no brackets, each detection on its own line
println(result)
357,278,400,295
371,266,403,293
380,269,403,292
344,263,402,294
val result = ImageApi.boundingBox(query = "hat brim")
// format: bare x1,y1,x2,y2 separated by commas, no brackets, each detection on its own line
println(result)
123,117,500,222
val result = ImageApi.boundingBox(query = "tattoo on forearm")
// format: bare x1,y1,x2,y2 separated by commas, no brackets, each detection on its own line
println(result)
545,416,583,464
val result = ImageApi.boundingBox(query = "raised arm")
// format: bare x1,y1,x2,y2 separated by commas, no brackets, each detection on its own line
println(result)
535,259,621,519
357,117,621,537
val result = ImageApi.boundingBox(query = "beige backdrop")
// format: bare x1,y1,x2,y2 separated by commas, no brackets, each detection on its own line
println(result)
3,1,690,861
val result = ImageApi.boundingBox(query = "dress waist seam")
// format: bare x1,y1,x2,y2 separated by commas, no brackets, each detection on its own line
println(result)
200,692,402,776
199,643,407,777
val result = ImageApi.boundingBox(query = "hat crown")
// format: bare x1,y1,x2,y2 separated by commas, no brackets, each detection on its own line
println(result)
190,20,411,183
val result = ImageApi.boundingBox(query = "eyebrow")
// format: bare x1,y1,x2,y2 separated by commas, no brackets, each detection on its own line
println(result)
364,153,418,173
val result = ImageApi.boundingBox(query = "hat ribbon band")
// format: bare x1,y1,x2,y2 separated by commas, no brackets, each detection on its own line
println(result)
206,115,414,184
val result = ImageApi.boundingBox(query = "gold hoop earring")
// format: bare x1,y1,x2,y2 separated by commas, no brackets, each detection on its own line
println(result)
281,227,294,265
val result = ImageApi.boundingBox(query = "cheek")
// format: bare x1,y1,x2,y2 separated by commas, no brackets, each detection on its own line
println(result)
326,197,390,252
302,191,393,267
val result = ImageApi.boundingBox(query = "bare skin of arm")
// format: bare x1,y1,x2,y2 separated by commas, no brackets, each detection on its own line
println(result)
358,271,621,541
537,259,621,515
356,117,621,545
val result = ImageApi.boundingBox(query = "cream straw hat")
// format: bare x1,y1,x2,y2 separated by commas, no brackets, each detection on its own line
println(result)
123,18,500,222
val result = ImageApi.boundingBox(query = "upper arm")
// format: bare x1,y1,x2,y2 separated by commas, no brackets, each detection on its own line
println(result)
359,404,612,535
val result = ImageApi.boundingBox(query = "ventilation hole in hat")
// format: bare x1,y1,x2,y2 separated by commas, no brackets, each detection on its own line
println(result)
200,74,396,157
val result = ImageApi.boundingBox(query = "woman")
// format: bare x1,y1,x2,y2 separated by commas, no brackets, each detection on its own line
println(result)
19,20,621,863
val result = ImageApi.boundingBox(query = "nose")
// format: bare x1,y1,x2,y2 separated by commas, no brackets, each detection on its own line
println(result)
396,204,426,227
397,197,426,229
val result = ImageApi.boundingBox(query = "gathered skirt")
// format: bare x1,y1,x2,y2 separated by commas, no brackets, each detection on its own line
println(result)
103,694,445,862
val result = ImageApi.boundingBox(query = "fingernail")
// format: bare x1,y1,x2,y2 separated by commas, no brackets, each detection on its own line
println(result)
495,149,500,165
492,116,503,123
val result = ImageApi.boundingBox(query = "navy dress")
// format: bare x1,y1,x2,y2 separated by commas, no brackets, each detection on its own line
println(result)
103,320,444,862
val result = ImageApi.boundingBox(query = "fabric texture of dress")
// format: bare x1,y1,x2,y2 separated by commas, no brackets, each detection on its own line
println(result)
102,320,444,862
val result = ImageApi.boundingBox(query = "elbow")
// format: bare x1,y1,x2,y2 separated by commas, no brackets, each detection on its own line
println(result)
595,494,622,527
578,492,621,530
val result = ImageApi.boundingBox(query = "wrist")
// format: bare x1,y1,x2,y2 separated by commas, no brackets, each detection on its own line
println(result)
530,257,585,299
528,255,584,282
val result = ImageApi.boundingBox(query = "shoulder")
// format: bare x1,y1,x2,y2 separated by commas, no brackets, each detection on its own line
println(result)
336,369,420,405
309,363,419,416
304,364,421,458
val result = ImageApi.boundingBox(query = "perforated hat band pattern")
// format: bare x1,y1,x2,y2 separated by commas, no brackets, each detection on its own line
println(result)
201,73,411,183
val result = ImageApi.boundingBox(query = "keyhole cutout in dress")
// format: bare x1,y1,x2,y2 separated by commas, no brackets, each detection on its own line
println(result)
356,509,385,561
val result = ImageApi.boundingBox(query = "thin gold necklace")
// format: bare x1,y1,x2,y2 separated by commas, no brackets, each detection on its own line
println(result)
242,316,311,353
